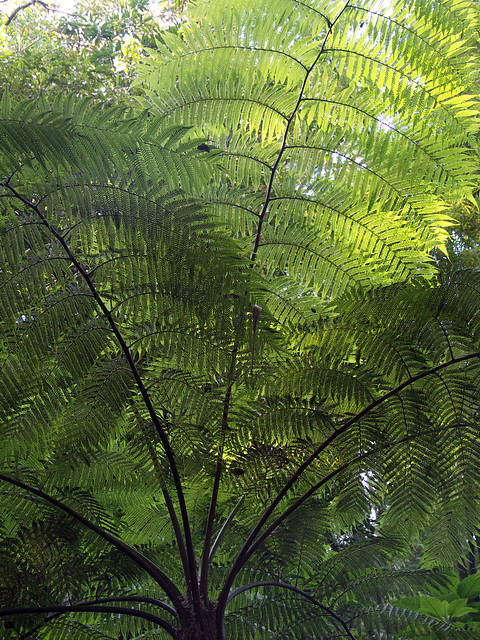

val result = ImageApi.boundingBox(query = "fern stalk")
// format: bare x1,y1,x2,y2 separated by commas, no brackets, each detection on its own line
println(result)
250,0,352,263
4,182,203,612
132,400,191,588
217,347,480,612
0,472,185,613
227,581,357,639
200,344,238,601
0,605,175,634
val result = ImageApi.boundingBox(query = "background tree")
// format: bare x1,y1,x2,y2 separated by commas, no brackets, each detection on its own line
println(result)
1,0,480,638
0,0,179,102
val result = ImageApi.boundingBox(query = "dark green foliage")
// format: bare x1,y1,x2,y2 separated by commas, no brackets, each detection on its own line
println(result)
1,0,480,638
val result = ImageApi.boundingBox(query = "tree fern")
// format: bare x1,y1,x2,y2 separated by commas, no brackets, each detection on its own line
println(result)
1,0,480,639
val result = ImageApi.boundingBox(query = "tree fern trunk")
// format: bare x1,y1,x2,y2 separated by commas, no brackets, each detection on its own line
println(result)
175,604,222,640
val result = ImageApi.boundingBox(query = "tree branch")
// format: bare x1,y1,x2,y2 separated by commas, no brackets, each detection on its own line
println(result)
4,0,49,26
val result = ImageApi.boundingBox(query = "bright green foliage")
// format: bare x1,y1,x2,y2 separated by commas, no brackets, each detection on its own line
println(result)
0,0,174,103
437,197,480,267
396,572,480,637
1,0,480,639
136,0,479,304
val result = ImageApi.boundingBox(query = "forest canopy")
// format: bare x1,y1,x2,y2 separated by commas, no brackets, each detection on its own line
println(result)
1,0,480,639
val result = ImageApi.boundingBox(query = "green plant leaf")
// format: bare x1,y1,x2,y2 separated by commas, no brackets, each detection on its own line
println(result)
419,596,450,620
457,573,480,600
447,598,477,619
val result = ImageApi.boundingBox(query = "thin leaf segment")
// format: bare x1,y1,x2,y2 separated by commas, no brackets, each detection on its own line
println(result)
1,0,480,639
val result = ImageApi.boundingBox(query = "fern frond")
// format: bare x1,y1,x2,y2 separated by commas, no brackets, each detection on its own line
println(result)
136,0,478,316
